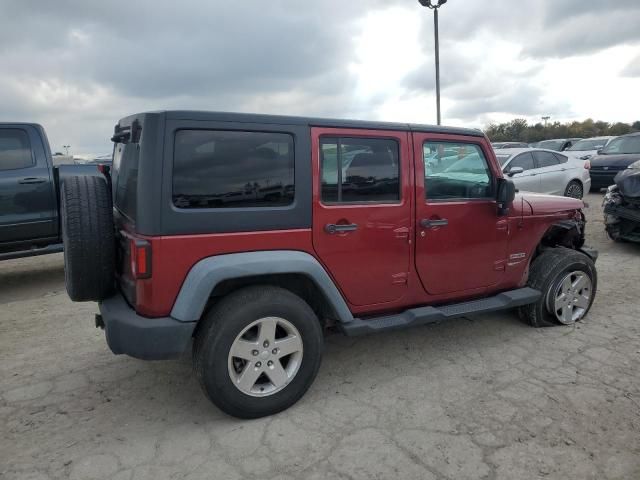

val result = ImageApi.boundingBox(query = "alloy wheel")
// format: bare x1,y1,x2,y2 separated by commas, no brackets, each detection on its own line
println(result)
227,317,303,397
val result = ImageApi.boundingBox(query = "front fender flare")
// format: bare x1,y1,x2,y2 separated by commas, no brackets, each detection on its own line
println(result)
170,250,354,324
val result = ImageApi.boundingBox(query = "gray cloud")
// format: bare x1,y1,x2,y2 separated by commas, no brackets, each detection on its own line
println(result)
0,0,638,153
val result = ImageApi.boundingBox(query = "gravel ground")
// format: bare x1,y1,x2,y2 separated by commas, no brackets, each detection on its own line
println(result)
1,192,639,480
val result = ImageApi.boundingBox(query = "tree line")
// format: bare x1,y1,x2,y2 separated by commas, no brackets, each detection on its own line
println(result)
485,119,640,143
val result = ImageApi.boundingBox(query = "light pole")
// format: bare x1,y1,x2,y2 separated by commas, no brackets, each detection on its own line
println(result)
541,116,550,128
63,145,71,156
418,0,447,125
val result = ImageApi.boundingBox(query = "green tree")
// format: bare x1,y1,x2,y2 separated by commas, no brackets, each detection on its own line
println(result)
483,118,635,141
609,122,632,136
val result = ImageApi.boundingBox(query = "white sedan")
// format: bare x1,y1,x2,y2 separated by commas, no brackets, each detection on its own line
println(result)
565,136,615,160
495,148,591,199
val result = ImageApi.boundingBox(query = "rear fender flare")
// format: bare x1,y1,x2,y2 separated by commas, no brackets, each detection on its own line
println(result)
170,250,354,323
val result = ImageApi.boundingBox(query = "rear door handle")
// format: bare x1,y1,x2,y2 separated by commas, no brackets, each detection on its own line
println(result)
420,218,448,228
18,177,46,184
325,223,358,234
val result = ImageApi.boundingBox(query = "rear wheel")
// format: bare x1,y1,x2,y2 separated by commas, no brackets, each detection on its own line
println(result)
564,180,583,199
193,286,323,418
61,175,115,302
519,248,597,328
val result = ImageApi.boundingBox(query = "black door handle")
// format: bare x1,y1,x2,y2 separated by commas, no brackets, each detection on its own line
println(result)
18,177,46,184
420,218,448,228
325,223,358,234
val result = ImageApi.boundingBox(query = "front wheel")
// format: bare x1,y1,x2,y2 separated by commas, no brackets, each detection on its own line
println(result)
519,248,597,328
193,286,323,418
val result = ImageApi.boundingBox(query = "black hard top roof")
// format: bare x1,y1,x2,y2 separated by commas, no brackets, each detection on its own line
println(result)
154,110,484,138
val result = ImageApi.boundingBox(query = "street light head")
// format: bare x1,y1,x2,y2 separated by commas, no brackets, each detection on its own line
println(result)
418,0,447,8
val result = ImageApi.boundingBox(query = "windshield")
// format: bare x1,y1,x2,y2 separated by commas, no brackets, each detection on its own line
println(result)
496,154,511,166
536,140,564,151
601,136,640,155
568,139,608,151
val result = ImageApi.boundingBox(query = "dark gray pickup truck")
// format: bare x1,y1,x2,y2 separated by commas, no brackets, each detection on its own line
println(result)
0,123,103,260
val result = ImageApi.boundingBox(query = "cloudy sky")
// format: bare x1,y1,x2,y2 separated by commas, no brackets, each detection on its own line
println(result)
2,0,639,155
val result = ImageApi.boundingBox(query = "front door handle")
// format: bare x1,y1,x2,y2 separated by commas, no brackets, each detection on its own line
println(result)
420,218,448,228
18,177,46,184
325,223,358,234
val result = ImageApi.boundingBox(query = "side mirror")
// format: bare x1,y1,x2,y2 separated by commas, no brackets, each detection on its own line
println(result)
596,149,603,155
507,166,524,177
496,178,516,216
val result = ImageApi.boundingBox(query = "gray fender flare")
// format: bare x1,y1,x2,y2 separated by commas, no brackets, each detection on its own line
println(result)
170,250,354,323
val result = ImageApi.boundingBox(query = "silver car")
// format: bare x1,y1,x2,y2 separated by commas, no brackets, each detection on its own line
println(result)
495,148,591,199
564,136,615,160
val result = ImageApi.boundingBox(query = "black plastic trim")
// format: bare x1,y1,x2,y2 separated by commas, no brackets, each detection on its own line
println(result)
99,293,195,360
341,287,542,336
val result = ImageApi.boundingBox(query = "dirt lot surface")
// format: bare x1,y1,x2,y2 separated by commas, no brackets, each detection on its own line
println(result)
1,192,639,480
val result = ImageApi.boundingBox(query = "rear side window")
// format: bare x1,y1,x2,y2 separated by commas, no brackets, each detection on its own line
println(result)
553,153,568,164
320,137,400,203
0,129,33,171
173,130,294,209
112,143,139,221
533,151,560,168
424,142,492,200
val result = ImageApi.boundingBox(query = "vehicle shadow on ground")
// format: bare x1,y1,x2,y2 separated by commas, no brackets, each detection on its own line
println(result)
76,312,532,423
0,257,65,304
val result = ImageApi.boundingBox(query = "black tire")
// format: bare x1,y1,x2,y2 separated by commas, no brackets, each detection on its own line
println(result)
61,175,115,302
518,248,597,328
564,180,583,199
193,286,323,419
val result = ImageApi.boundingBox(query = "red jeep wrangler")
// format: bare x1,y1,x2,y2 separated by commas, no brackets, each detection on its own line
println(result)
61,111,597,418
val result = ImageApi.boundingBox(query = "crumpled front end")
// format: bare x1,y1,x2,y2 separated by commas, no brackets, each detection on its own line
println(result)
603,181,640,243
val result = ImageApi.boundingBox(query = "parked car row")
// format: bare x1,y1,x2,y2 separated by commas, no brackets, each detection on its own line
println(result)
490,133,640,197
494,148,590,198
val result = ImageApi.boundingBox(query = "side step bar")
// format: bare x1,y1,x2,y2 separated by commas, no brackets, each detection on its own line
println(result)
341,287,541,336
0,243,63,261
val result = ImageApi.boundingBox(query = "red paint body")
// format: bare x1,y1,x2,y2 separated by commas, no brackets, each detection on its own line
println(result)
127,128,584,319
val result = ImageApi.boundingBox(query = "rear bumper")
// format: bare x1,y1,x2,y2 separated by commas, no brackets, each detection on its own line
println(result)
98,293,196,360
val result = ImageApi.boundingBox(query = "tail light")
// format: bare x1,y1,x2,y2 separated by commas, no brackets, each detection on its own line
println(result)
584,160,591,170
130,239,152,279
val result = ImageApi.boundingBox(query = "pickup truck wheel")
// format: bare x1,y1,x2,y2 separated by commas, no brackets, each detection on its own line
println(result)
193,286,323,419
61,175,115,302
519,248,597,328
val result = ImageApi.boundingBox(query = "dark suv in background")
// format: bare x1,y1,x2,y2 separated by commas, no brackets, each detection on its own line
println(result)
589,132,640,191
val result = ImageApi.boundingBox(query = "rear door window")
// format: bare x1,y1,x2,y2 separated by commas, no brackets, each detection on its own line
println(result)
173,130,294,208
533,151,560,168
553,153,569,164
0,129,33,171
319,137,399,203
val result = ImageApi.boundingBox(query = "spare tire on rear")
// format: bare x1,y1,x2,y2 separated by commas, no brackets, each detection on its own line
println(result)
61,175,115,302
